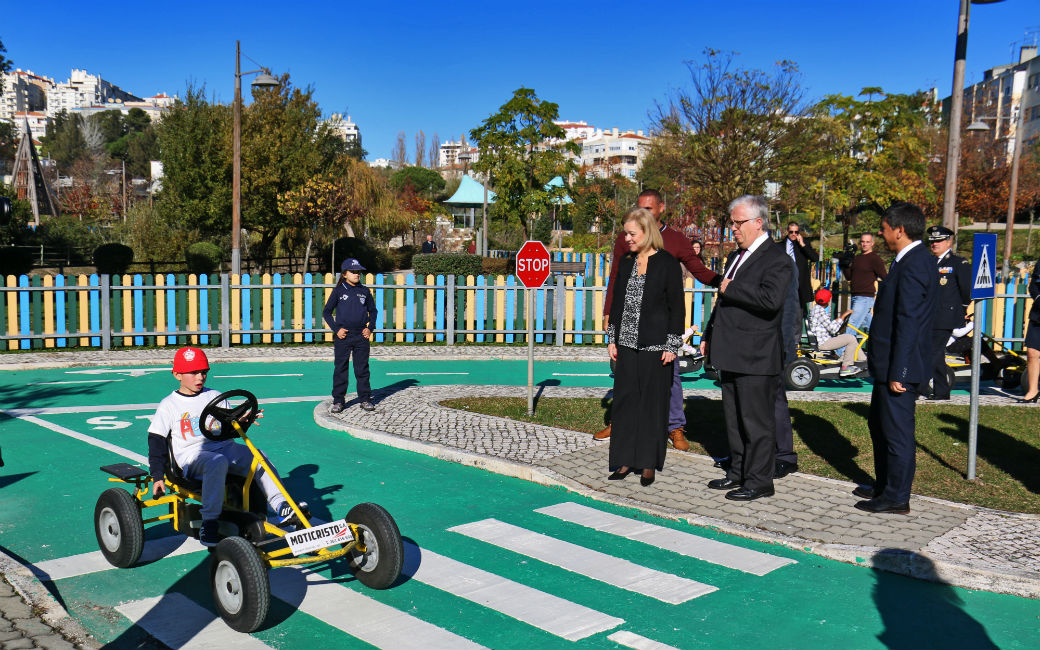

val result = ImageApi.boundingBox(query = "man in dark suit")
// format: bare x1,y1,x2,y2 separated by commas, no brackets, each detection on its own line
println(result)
784,221,819,320
701,195,792,501
926,225,972,400
421,234,438,254
855,202,938,514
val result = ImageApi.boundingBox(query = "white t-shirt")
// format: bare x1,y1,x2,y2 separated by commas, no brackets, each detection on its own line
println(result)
148,388,232,468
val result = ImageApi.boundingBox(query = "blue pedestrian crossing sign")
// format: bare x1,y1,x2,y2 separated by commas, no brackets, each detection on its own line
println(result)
971,233,997,299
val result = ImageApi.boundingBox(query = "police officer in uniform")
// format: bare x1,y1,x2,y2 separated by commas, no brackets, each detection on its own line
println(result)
322,258,378,412
926,226,972,399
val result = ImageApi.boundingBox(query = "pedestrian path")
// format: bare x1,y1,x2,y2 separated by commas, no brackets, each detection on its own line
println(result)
317,382,1040,600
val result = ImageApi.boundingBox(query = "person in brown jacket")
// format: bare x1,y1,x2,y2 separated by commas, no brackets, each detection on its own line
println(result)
596,189,722,450
841,232,887,334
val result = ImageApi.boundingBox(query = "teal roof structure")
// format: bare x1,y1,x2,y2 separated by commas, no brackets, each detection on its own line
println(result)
545,176,572,205
444,175,496,205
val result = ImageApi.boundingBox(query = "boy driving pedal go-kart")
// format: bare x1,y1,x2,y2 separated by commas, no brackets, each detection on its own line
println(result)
147,347,304,546
94,347,404,633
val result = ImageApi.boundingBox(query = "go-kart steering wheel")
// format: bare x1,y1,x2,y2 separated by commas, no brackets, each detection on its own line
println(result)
838,313,851,335
199,389,259,441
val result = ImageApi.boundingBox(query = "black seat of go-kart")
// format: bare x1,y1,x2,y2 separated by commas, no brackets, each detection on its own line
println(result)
164,437,203,491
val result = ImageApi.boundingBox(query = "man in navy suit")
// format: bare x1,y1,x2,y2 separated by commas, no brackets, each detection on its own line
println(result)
855,202,938,514
701,195,792,501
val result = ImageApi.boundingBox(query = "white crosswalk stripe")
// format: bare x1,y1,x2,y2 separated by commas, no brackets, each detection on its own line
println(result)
408,545,624,641
609,630,682,650
449,518,717,603
116,593,274,649
32,536,203,582
535,502,796,575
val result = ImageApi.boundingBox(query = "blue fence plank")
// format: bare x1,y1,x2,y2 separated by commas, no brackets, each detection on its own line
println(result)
240,274,252,345
505,275,516,343
405,274,416,343
574,276,584,344
476,275,486,343
165,274,177,345
199,274,211,345
89,274,100,347
272,273,283,344
55,274,67,347
18,275,30,349
133,275,145,346
435,274,445,342
535,286,545,343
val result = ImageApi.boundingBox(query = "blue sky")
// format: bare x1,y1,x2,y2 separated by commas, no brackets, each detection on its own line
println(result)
3,0,1036,160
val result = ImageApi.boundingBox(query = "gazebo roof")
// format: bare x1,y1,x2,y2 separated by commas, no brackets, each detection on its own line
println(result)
444,174,496,205
545,176,572,204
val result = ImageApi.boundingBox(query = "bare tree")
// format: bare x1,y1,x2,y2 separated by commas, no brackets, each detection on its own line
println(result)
647,49,818,218
429,132,440,169
391,131,408,167
414,130,426,168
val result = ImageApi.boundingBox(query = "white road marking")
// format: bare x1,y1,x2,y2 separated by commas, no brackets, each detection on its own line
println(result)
385,372,469,376
608,630,681,650
551,373,610,377
213,374,304,378
29,379,124,385
116,593,273,649
2,395,325,417
536,502,796,576
67,368,170,377
449,518,716,603
32,536,203,582
409,547,622,641
14,416,147,464
269,568,487,650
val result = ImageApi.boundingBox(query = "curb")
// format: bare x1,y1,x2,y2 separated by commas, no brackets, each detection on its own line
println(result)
314,402,1040,600
0,547,101,649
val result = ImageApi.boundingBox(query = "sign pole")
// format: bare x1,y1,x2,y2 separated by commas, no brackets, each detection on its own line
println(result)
527,287,535,416
967,232,996,481
967,301,982,480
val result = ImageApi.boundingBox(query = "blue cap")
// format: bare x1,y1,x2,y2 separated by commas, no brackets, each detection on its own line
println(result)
341,258,366,272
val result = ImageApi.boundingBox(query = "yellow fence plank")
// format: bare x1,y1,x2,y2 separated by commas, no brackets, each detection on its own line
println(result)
43,276,55,348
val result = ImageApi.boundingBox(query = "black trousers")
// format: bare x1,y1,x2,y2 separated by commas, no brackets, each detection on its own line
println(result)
867,381,919,504
931,329,953,398
720,370,777,491
774,375,797,464
610,347,672,471
332,334,371,403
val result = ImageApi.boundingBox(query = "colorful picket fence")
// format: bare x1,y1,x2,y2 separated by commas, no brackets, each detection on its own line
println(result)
3,265,1034,352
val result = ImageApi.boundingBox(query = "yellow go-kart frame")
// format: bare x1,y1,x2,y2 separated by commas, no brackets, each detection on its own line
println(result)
784,316,869,391
94,389,403,633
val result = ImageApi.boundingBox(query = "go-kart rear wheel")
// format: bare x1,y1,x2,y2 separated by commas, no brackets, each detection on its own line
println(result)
784,358,820,391
946,365,957,390
210,536,270,633
346,503,403,590
94,488,144,568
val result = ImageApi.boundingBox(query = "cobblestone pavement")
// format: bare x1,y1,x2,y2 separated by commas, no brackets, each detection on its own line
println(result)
317,381,1040,600
1,345,1036,647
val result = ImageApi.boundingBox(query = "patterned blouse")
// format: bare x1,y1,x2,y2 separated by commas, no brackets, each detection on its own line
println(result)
608,264,682,354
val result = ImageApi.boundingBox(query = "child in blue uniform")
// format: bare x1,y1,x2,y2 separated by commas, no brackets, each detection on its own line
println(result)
323,258,378,412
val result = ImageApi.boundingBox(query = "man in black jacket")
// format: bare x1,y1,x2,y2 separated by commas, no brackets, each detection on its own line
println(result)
855,202,937,514
421,235,438,254
926,225,971,400
784,221,819,320
701,196,792,501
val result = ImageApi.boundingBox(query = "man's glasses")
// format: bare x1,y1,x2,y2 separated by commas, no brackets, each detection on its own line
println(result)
729,218,754,228
788,229,799,234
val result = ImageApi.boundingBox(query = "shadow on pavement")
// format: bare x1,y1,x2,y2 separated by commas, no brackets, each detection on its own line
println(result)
794,403,874,485
872,551,997,649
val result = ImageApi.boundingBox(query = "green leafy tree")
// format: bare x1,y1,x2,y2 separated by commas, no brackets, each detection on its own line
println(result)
646,50,819,221
390,166,446,198
0,38,10,92
470,87,580,241
240,73,341,266
40,110,88,168
155,87,233,239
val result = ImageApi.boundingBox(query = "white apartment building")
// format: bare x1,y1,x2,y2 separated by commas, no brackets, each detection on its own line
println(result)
325,113,361,146
47,68,140,117
13,111,48,141
574,127,651,180
438,140,479,171
1,69,51,121
943,45,1040,155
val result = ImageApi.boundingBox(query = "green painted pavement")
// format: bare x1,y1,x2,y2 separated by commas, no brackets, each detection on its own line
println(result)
0,363,1030,649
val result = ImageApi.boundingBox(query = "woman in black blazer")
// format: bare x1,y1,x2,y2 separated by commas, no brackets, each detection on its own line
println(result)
606,207,685,486
1022,260,1040,402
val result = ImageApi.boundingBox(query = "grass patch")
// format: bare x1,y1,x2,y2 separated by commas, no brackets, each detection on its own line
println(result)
444,396,1040,514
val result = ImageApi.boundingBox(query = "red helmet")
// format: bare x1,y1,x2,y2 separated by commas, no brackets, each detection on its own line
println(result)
814,288,832,305
172,347,209,373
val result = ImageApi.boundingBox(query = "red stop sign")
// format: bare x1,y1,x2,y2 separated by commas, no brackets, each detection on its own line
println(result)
515,240,551,288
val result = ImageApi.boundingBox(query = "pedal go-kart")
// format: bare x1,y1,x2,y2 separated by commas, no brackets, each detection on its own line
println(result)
783,316,869,391
93,389,403,633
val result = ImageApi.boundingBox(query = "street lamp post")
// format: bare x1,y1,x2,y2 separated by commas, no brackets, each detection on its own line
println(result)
232,40,279,277
941,0,1006,232
968,104,1026,278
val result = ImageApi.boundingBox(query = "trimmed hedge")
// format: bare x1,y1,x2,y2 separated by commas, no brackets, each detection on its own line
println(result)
185,242,223,275
413,253,483,277
93,243,134,275
481,257,512,275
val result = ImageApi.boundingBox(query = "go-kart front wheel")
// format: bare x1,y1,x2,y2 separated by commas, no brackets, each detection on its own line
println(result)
784,358,820,391
94,488,144,568
210,536,270,633
346,503,403,590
